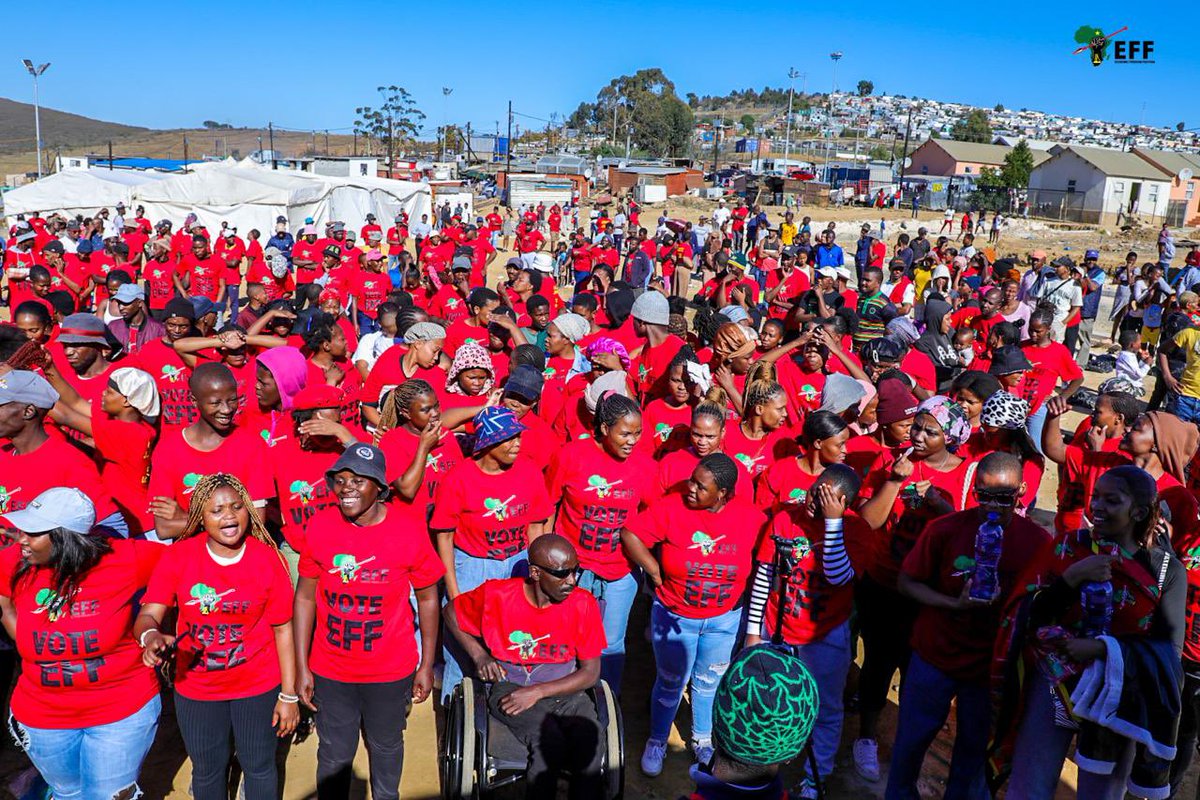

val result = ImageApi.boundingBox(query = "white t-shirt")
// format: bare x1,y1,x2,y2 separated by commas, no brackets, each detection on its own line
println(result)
712,207,731,228
944,209,955,221
1035,276,1083,336
353,330,396,372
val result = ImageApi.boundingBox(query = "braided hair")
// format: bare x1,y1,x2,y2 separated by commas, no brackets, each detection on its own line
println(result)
179,473,276,550
693,400,728,428
377,378,435,432
592,392,641,438
801,410,848,447
698,453,739,496
511,343,546,371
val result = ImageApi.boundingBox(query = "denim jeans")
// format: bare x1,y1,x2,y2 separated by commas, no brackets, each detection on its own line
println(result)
648,599,741,743
441,548,529,702
1169,393,1200,425
1027,403,1049,457
785,621,852,780
18,694,161,800
356,311,379,335
885,652,990,800
578,569,639,692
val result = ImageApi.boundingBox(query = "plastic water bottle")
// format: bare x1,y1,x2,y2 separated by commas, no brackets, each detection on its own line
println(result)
970,512,1004,601
1080,581,1113,638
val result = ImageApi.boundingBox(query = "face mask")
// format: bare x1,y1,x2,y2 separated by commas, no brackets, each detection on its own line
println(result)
270,255,289,278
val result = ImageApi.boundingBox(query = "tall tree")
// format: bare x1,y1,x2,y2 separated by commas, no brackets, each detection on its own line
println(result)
856,80,874,97
592,69,695,157
354,86,425,161
999,139,1035,188
951,109,992,143
740,114,756,132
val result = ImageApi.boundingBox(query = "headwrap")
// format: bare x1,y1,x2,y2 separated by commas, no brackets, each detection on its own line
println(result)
257,346,309,411
446,342,494,396
584,370,629,413
916,394,972,447
550,312,589,344
712,644,819,767
886,317,920,347
713,322,757,362
1146,411,1200,484
583,337,630,370
471,407,525,454
818,373,867,415
403,322,447,343
109,367,160,418
980,391,1029,431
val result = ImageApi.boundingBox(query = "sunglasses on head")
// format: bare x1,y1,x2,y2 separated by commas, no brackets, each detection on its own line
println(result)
533,562,583,580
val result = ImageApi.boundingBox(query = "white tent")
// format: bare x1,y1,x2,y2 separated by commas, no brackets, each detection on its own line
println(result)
129,164,432,237
2,169,171,218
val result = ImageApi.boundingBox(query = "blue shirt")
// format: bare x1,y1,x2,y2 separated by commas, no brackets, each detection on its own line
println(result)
1174,265,1200,294
814,243,845,268
267,232,295,262
1080,267,1107,319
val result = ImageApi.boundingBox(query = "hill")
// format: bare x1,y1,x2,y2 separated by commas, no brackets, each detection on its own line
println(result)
0,97,148,155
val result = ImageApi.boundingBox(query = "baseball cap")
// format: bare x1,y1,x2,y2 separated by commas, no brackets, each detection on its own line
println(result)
164,297,196,322
42,241,64,255
275,215,287,224
1085,249,1100,260
293,384,344,412
1,487,95,535
325,443,389,492
57,313,109,345
113,284,143,304
503,365,544,403
816,266,838,279
322,245,342,259
0,371,59,409
1030,249,1047,260
451,256,473,272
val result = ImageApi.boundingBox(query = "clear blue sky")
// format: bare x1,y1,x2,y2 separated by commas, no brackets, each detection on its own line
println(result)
2,0,1194,137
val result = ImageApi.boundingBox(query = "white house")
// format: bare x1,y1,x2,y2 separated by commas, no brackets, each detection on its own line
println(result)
1027,144,1172,225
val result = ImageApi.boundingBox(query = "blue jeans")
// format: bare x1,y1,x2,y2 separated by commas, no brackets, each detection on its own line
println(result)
17,694,161,800
648,599,741,743
1027,403,1048,457
885,652,990,800
785,621,852,780
1169,393,1200,425
578,570,639,692
441,548,528,702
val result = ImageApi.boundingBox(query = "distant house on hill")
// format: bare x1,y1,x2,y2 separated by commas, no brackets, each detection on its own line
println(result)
1027,145,1172,224
906,139,1051,178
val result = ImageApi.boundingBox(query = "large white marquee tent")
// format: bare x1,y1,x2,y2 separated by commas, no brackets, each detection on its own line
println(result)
2,169,171,218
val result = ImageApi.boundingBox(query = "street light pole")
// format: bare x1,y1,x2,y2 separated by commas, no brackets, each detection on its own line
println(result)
783,67,798,172
22,59,50,178
829,52,842,100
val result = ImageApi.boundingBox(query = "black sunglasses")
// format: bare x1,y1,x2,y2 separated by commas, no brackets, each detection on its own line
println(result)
532,562,583,580
974,488,1019,504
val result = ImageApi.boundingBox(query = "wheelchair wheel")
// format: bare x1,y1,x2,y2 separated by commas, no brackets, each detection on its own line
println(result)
597,680,625,800
440,678,478,800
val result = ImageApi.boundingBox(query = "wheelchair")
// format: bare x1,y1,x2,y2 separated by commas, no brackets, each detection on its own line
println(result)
440,677,625,800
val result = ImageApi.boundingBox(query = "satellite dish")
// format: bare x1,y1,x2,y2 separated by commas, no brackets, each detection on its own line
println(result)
903,157,912,168
1180,168,1195,182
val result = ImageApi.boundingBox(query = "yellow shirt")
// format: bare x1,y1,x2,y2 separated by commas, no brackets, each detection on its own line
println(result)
913,264,933,301
781,222,797,245
1175,328,1200,397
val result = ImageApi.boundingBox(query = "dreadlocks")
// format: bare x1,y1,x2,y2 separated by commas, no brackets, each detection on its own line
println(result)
377,378,436,433
178,473,276,550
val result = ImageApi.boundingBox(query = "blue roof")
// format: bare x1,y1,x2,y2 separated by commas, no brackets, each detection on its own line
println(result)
90,157,201,172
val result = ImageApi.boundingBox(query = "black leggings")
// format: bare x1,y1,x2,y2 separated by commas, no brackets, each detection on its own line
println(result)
175,687,280,800
1170,667,1200,798
856,575,917,718
312,673,412,800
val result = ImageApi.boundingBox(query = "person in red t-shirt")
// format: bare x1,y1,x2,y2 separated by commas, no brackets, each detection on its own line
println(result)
136,473,298,800
744,464,871,790
294,444,443,800
0,487,164,800
361,321,450,428
623,453,764,771
888,452,1051,799
430,406,552,699
175,235,227,303
443,534,607,797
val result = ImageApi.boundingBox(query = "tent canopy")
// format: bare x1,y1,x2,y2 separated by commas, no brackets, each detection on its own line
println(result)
2,169,171,217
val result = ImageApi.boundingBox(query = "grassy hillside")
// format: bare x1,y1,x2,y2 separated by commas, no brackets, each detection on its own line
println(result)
0,97,147,155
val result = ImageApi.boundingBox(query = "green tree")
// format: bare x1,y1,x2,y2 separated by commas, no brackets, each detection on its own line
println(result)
951,109,992,143
593,69,695,157
867,144,890,161
994,103,1005,112
740,114,756,132
566,102,598,131
857,80,874,97
353,85,425,162
999,139,1035,188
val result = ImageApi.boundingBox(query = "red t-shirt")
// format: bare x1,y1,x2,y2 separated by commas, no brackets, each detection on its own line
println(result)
444,318,489,358
379,424,465,505
517,229,545,254
639,399,691,457
844,434,903,479
453,577,606,667
0,433,116,521
144,535,292,699
213,237,246,284
756,511,873,643
627,494,764,618
271,440,347,551
298,504,445,682
632,334,685,400
130,338,196,428
655,447,707,500
430,459,552,559
903,510,1051,683
721,424,796,479
361,349,449,409
767,270,811,320
900,349,938,395
178,254,226,301
0,540,163,728
546,439,656,579
147,426,274,512
1019,342,1083,413
92,414,155,532
516,411,561,473
143,259,177,310
430,285,469,324
291,241,325,281
754,457,823,513
352,271,390,319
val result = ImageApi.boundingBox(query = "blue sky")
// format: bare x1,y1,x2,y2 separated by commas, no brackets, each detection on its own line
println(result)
2,0,1195,137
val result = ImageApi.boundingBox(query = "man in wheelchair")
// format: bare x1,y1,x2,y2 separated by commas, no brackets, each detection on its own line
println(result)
443,534,608,800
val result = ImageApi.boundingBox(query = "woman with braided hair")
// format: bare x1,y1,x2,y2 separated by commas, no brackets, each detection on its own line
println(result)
654,401,728,499
623,453,766,775
755,409,851,513
134,473,297,800
547,390,655,690
719,361,796,480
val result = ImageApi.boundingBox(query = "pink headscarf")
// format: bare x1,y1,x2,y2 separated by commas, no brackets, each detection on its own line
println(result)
257,346,308,411
446,342,495,396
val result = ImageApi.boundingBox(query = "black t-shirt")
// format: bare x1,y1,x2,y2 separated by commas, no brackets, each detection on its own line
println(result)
800,289,845,315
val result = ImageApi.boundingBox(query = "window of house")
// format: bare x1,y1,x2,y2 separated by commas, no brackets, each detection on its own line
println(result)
1113,181,1124,193
1067,179,1076,193
1188,182,1195,200
1148,185,1158,203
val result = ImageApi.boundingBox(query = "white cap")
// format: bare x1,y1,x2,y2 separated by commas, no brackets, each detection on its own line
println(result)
529,252,555,273
2,487,96,534
932,264,951,280
835,266,853,282
815,266,838,279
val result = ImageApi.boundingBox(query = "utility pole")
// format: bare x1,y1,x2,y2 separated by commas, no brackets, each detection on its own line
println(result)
898,104,914,196
182,137,188,172
783,67,798,171
268,123,276,169
625,124,632,160
466,122,473,163
441,87,453,162
108,140,113,171
22,60,50,178
324,130,329,154
505,100,513,207
711,116,721,175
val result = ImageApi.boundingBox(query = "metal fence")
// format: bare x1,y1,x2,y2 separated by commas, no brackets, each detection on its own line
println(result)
1025,189,1101,224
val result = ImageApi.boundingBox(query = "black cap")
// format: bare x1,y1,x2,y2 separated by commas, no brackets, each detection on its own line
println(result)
988,345,1033,376
164,297,196,322
503,365,544,403
42,241,65,255
322,245,342,259
325,443,389,493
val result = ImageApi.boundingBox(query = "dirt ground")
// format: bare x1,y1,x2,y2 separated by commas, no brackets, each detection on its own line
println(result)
0,199,1195,800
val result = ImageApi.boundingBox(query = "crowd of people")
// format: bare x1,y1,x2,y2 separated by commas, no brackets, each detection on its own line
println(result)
0,193,1198,800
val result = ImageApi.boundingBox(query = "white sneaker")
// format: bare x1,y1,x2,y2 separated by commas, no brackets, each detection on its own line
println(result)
692,738,714,766
641,739,667,777
795,779,820,800
853,737,881,781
